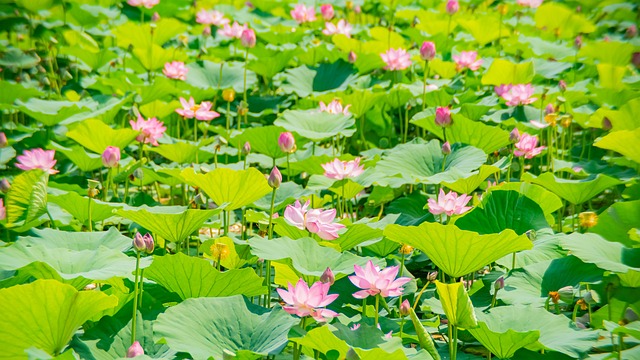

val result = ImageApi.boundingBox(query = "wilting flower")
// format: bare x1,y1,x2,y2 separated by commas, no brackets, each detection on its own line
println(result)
277,279,338,322
427,189,472,216
162,61,188,80
195,9,229,26
497,84,537,106
102,146,121,168
322,20,353,37
349,260,411,299
319,99,351,115
284,200,345,240
16,148,58,174
321,158,364,180
126,341,144,357
446,0,459,15
420,41,436,61
130,114,166,146
217,21,248,39
579,211,598,228
517,0,543,8
320,267,335,285
514,133,545,159
291,3,316,23
453,51,482,71
127,0,159,9
380,48,412,71
278,132,296,153
194,101,220,121
268,167,282,188
320,4,334,20
241,28,256,48
435,106,452,127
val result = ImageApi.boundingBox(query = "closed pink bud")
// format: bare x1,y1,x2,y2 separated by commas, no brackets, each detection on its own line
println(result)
151,12,160,22
494,276,505,290
420,41,436,61
509,128,520,143
442,141,451,155
446,0,459,15
633,52,640,69
133,233,146,252
268,167,282,188
127,341,144,358
242,141,251,155
348,50,357,63
574,35,583,49
320,4,334,20
558,80,567,92
400,299,411,316
626,25,637,39
320,267,335,285
545,104,555,115
0,132,6,147
435,106,452,127
241,28,256,48
102,146,121,168
0,179,10,192
143,233,155,254
278,132,296,153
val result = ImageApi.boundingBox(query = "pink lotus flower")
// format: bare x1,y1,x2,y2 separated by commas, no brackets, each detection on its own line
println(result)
16,148,58,174
277,279,338,322
321,158,364,180
320,4,334,20
420,41,436,61
349,260,411,299
127,341,144,357
102,146,121,168
453,51,482,71
284,200,345,240
514,133,545,159
130,115,166,146
195,101,220,121
0,199,5,221
291,3,316,23
545,104,555,115
380,48,412,71
163,61,188,80
176,97,197,118
446,0,459,15
217,22,248,39
322,20,353,37
517,0,543,8
498,84,537,106
319,99,351,115
348,51,357,63
427,188,472,216
435,107,452,127
0,132,6,147
195,9,229,26
241,28,256,48
278,132,296,153
127,0,159,9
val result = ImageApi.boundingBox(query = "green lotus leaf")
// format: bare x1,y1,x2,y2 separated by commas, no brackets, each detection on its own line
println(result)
274,109,356,142
186,60,257,93
491,182,563,218
560,233,640,275
496,233,565,269
0,47,40,68
180,167,272,211
594,128,640,164
148,141,214,164
0,81,44,105
24,227,133,252
307,176,365,199
435,281,478,329
153,296,297,359
49,192,122,224
281,61,358,98
384,222,533,278
50,142,103,172
144,253,264,299
16,96,131,127
481,59,534,86
408,307,441,360
335,216,398,251
248,46,296,80
229,125,290,159
373,139,486,187
0,280,118,359
590,200,640,247
6,169,48,228
534,2,596,39
457,15,509,46
66,119,140,154
441,163,503,194
116,206,219,243
252,181,313,212
597,63,627,90
523,172,622,205
455,190,550,235
0,145,16,168
315,89,384,118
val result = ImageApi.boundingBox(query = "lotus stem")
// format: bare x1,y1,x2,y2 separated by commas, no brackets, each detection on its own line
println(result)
422,60,430,111
374,295,380,327
131,250,141,345
286,153,291,182
87,198,92,232
265,187,277,308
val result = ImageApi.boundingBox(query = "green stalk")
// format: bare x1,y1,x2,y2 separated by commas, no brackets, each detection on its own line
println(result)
243,47,249,126
87,197,93,232
265,187,277,308
422,60,430,111
131,251,141,344
286,153,291,182
374,295,380,327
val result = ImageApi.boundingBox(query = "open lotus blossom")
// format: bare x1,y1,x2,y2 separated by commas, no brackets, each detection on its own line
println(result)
195,9,229,26
162,61,188,80
349,260,411,299
127,0,159,9
322,20,353,37
175,97,197,118
284,200,345,240
291,3,316,23
320,4,334,20
0,198,5,221
277,279,338,322
517,0,543,8
319,99,351,115
453,51,482,71
217,21,248,39
514,133,545,159
176,97,220,121
321,158,364,180
496,84,537,106
380,48,412,71
130,114,166,146
427,188,472,216
195,101,220,121
16,148,58,174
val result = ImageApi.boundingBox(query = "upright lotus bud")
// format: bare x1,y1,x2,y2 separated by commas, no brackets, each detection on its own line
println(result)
435,106,452,127
558,286,574,303
427,271,438,282
574,35,583,50
544,104,555,115
278,132,296,153
151,12,160,22
127,341,144,358
602,117,612,131
241,28,256,48
320,267,335,285
494,276,505,291
446,0,459,15
268,167,282,188
320,4,334,20
420,41,436,61
242,141,251,155
222,88,236,102
0,132,6,147
442,141,451,155
0,179,10,192
143,233,155,254
348,50,357,63
579,211,598,228
400,299,411,316
626,24,637,39
558,80,567,92
133,233,146,252
509,128,520,143
102,146,121,168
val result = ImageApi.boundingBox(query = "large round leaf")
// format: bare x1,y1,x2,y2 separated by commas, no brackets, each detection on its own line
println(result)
524,172,622,205
281,61,358,98
590,200,640,247
384,222,533,278
229,125,290,159
153,296,297,359
0,280,118,359
49,192,123,224
274,109,356,142
148,142,214,164
186,60,257,93
65,119,139,154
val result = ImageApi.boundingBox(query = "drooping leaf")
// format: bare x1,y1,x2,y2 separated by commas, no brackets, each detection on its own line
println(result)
441,164,502,194
6,169,48,228
409,307,441,360
435,281,478,329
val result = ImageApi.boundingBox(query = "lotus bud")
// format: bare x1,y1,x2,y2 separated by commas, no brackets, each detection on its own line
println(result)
132,168,144,180
268,167,282,189
348,50,357,63
127,341,144,358
61,70,73,81
353,5,361,14
221,88,235,103
102,146,121,168
446,0,459,15
242,141,251,155
399,244,414,255
626,24,637,39
0,132,6,147
434,106,452,127
320,267,335,285
509,128,520,143
633,52,640,69
142,233,154,254
559,80,567,92
557,286,574,303
427,271,438,282
151,12,160,22
240,28,256,48
494,276,505,291
278,132,296,153
602,117,612,131
203,26,212,36
544,103,555,115
320,4,334,20
133,233,146,252
0,179,10,192
579,211,598,228
346,348,361,360
400,299,411,316
574,35,583,50
441,141,451,155
419,41,436,61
